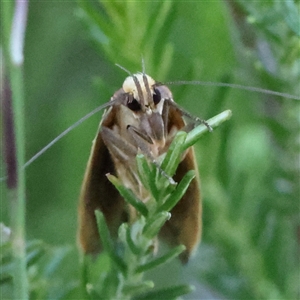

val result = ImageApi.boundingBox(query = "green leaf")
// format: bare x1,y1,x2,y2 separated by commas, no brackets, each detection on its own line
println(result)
158,170,196,213
143,212,170,238
77,2,110,45
119,223,141,256
135,245,185,273
95,210,127,274
26,247,45,268
161,131,187,177
107,174,148,217
25,240,47,272
0,262,13,282
123,280,154,296
43,246,71,277
134,284,194,300
95,210,113,253
136,154,159,200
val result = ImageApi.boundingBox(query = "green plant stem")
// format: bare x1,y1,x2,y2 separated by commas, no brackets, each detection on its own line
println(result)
184,109,232,149
80,254,89,299
9,45,28,300
2,1,29,299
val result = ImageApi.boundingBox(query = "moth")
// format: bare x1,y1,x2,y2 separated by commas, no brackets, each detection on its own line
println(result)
78,71,209,263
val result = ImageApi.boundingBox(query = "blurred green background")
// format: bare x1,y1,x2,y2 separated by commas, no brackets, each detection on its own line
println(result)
1,1,299,299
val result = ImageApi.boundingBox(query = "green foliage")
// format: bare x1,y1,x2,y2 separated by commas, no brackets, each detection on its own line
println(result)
82,115,230,299
1,0,299,299
0,223,76,299
77,1,176,78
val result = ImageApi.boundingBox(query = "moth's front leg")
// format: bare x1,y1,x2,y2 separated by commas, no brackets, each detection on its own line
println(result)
127,125,175,184
101,126,138,163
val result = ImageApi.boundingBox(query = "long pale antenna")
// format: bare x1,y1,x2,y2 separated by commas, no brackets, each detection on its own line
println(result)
141,57,146,74
25,101,118,168
166,80,300,100
115,63,132,76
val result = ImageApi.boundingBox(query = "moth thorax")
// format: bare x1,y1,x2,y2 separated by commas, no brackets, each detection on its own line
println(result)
123,73,156,107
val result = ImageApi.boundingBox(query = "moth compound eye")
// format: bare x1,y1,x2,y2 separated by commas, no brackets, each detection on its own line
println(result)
153,88,161,105
127,94,141,111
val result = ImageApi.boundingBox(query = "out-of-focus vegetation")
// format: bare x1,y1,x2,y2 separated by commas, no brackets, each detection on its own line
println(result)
1,1,299,299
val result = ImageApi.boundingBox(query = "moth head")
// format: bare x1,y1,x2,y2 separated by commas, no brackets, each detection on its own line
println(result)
122,73,163,113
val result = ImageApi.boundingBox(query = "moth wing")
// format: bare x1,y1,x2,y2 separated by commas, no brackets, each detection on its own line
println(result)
78,107,126,254
160,105,202,263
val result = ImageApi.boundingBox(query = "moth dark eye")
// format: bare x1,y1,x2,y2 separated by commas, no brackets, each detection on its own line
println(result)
153,88,161,105
127,95,141,111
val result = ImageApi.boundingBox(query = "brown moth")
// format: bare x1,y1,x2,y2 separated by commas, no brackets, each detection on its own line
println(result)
78,72,207,263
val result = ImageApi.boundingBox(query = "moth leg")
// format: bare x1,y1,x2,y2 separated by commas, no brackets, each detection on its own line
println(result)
165,98,213,132
101,126,143,198
127,125,175,184
101,126,138,163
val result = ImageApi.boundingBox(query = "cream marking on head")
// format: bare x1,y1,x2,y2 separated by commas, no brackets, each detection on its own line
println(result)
123,73,156,106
